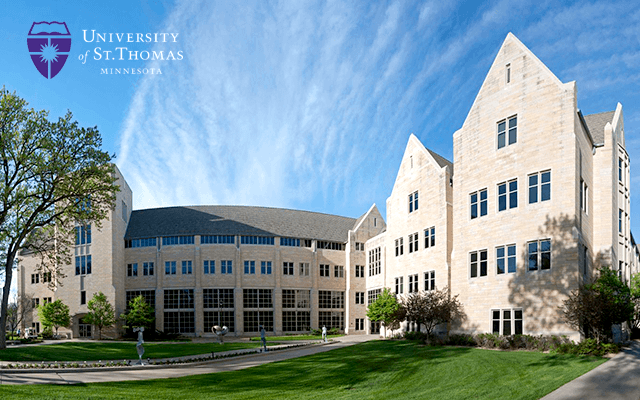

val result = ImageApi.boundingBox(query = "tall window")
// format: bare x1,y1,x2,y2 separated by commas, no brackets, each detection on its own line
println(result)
424,271,435,291
165,261,176,275
182,260,192,275
470,189,488,219
408,274,418,293
395,277,403,295
143,262,154,276
528,239,551,271
244,261,256,274
164,289,195,334
497,115,517,149
204,260,215,274
75,255,92,275
355,265,364,278
492,309,523,335
580,179,588,213
261,261,272,275
320,264,330,277
470,250,488,278
529,171,551,204
496,245,516,274
395,238,404,256
127,263,138,277
498,179,517,211
619,158,623,182
619,209,623,233
409,233,418,253
221,260,232,274
355,292,365,305
424,227,435,248
368,248,381,276
505,63,511,84
334,265,344,278
409,191,419,213
283,262,294,275
367,289,382,305
75,224,92,245
299,262,309,276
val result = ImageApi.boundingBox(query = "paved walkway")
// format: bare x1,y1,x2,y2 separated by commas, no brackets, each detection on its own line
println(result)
0,335,376,385
542,340,640,400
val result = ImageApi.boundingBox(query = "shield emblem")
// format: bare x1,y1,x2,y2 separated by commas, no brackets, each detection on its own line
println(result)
27,21,71,79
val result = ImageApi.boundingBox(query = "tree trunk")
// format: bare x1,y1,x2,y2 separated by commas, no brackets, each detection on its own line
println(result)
0,252,16,350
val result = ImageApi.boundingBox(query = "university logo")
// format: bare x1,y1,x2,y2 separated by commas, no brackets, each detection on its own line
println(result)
27,21,72,79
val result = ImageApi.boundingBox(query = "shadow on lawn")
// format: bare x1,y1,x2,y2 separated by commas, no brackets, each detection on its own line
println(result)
524,353,604,368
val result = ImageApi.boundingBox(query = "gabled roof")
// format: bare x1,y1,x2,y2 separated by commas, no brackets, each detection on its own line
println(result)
125,205,357,243
584,110,615,145
427,149,454,176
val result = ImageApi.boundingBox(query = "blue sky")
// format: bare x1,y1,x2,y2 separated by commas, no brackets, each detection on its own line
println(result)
2,1,640,245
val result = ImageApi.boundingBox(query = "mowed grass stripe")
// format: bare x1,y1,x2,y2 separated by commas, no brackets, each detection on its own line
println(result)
0,340,606,399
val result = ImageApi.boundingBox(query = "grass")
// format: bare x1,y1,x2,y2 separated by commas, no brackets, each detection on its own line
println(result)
0,342,265,362
249,334,344,341
0,340,606,399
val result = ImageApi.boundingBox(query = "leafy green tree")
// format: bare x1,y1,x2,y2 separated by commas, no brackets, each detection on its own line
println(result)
37,300,70,337
84,292,116,340
5,294,33,338
366,288,403,336
0,88,118,348
121,296,155,329
562,266,634,343
628,273,640,330
402,287,464,340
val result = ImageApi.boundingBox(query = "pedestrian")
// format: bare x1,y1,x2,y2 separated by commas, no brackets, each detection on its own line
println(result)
322,325,327,343
260,325,268,352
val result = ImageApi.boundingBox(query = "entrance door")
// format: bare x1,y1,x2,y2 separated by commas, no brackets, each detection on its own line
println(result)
370,321,381,334
78,317,92,338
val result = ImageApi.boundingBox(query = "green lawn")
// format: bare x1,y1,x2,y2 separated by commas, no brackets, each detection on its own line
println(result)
0,341,606,399
249,334,343,341
0,342,264,362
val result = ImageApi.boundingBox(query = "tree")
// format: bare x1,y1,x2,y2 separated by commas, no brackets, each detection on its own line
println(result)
366,288,404,336
630,273,640,330
84,292,115,340
121,296,155,329
562,266,634,343
37,299,70,337
402,287,464,340
5,294,33,337
0,88,118,348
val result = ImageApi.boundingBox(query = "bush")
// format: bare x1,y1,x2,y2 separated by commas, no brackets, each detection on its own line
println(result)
41,327,54,340
446,334,477,346
404,331,429,342
553,338,620,356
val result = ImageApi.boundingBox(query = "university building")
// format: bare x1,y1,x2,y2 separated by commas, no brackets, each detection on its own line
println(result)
18,33,636,340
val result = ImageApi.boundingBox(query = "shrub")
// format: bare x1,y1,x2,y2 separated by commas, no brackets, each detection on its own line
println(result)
446,334,477,346
404,331,429,342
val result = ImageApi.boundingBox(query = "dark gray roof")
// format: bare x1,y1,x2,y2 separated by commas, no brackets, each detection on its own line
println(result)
125,205,357,243
584,110,615,145
427,149,454,175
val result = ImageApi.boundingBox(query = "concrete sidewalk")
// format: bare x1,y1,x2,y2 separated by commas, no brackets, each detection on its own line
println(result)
542,340,640,400
0,335,377,385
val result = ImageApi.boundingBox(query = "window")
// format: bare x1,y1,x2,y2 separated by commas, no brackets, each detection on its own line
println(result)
619,158,623,182
424,271,435,291
204,260,215,274
369,247,381,276
334,265,344,278
528,239,551,271
142,262,154,276
261,261,272,275
162,236,194,246
43,297,52,304
181,260,192,275
355,242,364,251
619,209,623,233
31,273,39,284
355,292,365,304
497,115,517,149
42,272,52,283
409,191,419,213
367,289,382,305
529,171,551,204
75,255,92,275
244,260,256,274
318,291,344,309
204,311,235,333
126,290,156,309
165,261,176,275
424,227,435,248
240,236,274,245
221,260,232,274
80,291,86,305
32,298,40,308
395,277,403,295
409,232,418,253
498,179,517,211
470,250,488,278
355,265,364,278
201,235,234,244
492,309,523,335
470,189,488,219
203,288,235,308
125,237,156,248
122,200,128,222
299,262,309,276
317,241,344,251
75,224,92,245
282,310,311,332
506,63,511,84
395,238,404,256
408,274,418,293
127,263,138,277
164,289,195,309
243,311,274,332
355,318,365,331
164,310,195,334
320,264,330,277
280,237,308,247
318,311,344,330
283,262,294,275
496,245,516,274
243,289,273,309
580,179,588,213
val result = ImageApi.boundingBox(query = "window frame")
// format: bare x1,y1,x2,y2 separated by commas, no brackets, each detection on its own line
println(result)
497,179,518,211
470,250,488,278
